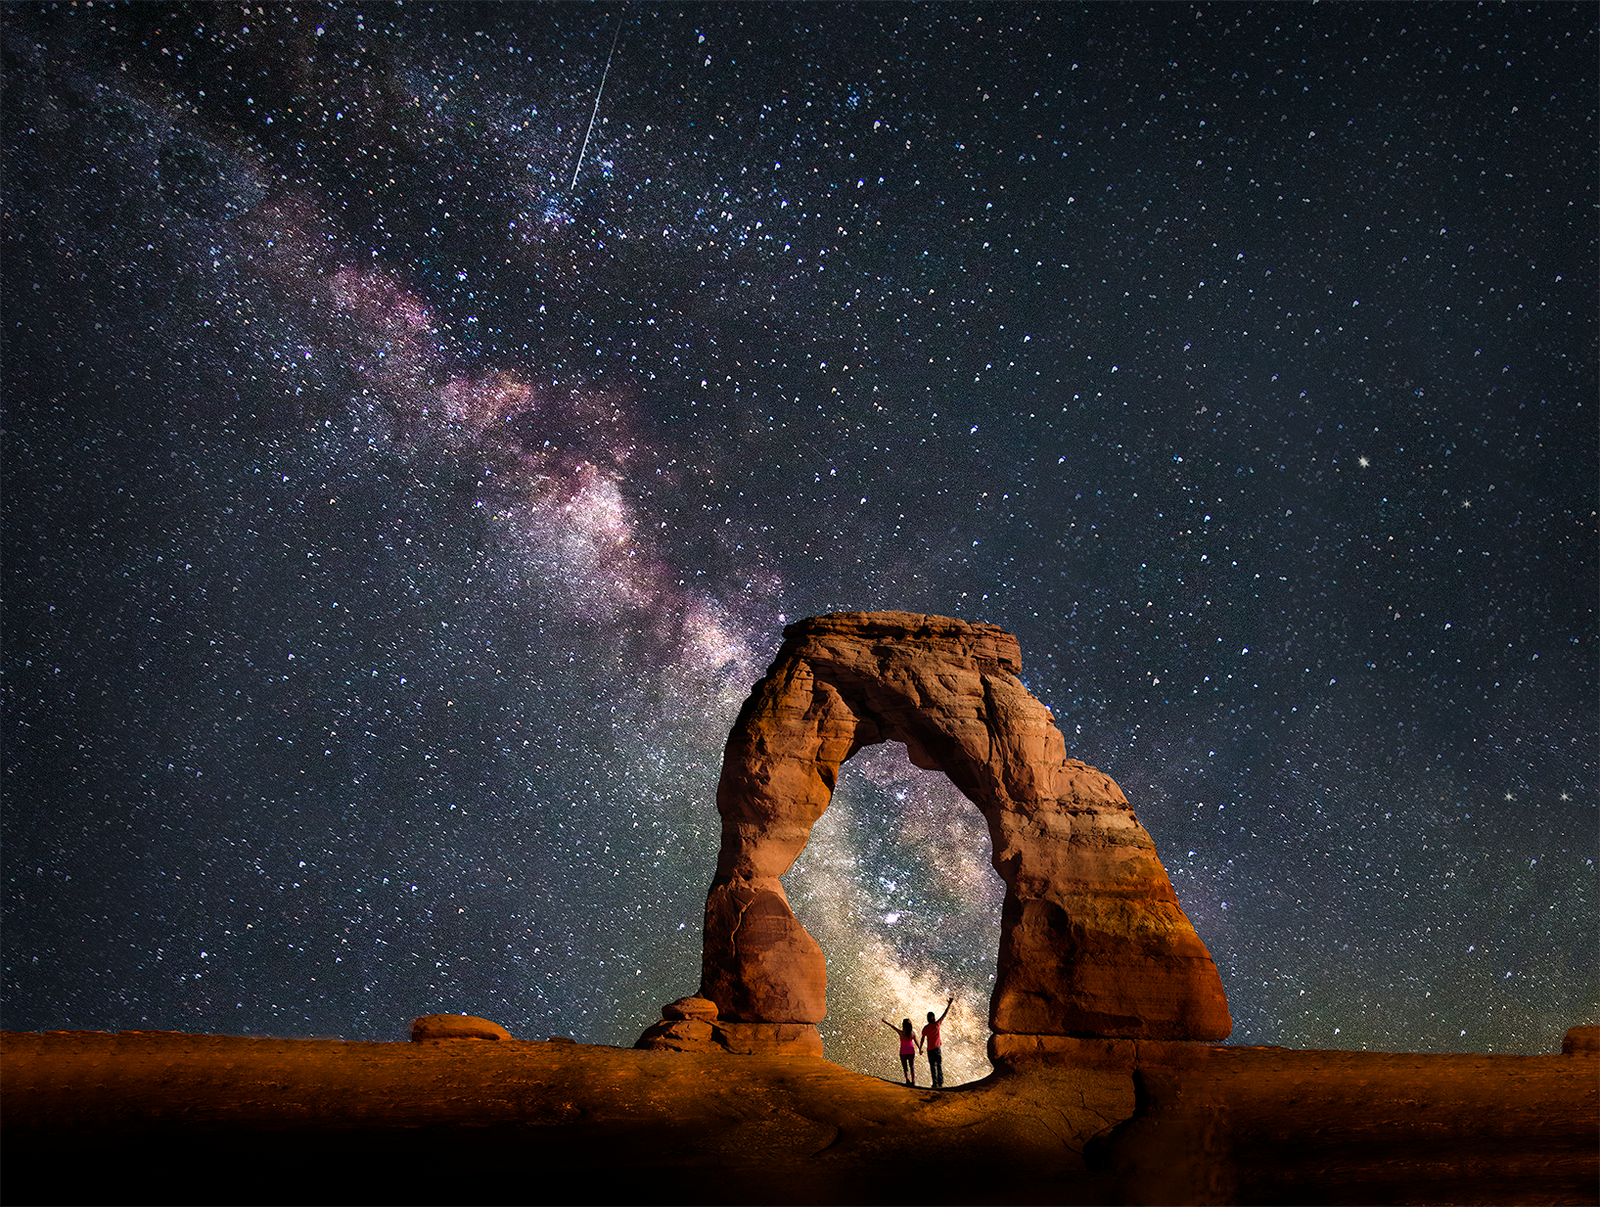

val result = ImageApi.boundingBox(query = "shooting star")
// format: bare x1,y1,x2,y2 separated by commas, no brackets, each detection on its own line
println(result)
569,16,624,192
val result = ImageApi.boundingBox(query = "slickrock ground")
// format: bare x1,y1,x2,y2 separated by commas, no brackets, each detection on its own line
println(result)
4,1030,1595,1206
3,1030,1127,1206
1100,1045,1600,1206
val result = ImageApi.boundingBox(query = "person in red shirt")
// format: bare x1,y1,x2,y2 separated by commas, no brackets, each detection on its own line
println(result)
921,997,953,1088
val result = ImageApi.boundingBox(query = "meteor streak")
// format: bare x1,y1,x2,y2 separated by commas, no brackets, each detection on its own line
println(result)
569,16,624,193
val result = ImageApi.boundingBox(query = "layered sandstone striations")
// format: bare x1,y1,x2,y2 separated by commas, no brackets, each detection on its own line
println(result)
695,611,1230,1051
636,995,825,1056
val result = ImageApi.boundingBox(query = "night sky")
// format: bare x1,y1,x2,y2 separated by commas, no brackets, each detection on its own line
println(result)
4,3,1594,1086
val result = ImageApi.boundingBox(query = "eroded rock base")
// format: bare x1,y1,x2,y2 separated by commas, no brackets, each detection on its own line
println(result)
990,1033,1217,1071
636,995,825,1056
637,1018,824,1056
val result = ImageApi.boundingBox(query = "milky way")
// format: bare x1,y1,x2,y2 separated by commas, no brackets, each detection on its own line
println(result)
4,4,1594,1084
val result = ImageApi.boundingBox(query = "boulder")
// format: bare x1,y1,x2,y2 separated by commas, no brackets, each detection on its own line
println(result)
635,1016,718,1052
410,1014,513,1042
1561,1025,1598,1056
635,994,824,1056
637,997,721,1052
661,996,720,1022
695,611,1230,1051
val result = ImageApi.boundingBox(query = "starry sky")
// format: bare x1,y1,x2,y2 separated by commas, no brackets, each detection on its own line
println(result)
4,3,1594,1086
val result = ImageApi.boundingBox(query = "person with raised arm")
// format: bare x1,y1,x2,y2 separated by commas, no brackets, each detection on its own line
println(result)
921,997,954,1088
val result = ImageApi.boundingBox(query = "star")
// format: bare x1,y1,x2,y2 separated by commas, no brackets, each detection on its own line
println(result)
1357,456,1370,468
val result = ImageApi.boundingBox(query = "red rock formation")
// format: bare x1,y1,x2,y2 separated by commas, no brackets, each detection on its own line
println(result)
695,611,1231,1051
636,995,825,1055
1563,1025,1598,1056
410,1013,513,1041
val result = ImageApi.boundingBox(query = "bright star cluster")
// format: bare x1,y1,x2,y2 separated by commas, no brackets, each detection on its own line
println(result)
4,5,1593,1084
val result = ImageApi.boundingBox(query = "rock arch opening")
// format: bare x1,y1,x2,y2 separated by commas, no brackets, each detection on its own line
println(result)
638,611,1230,1060
783,741,1003,1084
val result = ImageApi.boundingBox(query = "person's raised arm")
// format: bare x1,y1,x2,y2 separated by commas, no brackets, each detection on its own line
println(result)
937,996,953,1024
880,1018,899,1033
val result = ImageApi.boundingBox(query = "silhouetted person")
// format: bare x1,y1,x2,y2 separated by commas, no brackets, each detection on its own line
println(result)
881,1016,919,1085
922,997,953,1088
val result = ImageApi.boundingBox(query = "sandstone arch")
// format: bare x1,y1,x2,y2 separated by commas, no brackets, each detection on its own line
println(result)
647,611,1230,1056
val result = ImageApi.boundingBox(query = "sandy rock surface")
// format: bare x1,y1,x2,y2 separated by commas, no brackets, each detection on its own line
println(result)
4,1030,1594,1205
